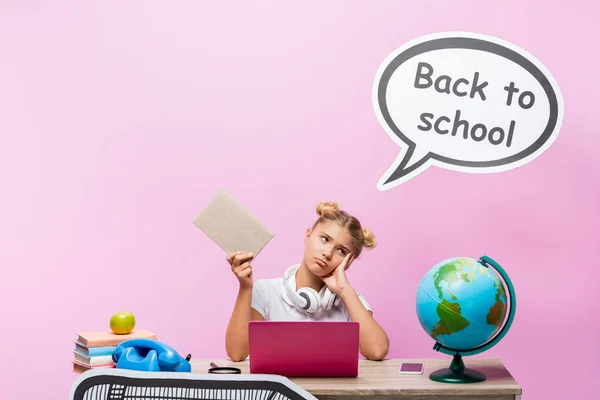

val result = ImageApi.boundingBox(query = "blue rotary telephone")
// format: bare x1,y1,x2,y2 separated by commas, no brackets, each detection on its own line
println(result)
112,338,192,372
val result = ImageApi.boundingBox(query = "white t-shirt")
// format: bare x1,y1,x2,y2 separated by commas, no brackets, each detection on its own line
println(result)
251,265,372,321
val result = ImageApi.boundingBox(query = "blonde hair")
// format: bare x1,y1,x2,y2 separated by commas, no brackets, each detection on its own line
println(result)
311,201,376,257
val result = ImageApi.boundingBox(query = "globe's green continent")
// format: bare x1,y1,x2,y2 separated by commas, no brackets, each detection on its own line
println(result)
431,298,470,339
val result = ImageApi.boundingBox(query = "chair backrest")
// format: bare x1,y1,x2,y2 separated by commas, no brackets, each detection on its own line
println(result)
70,368,318,400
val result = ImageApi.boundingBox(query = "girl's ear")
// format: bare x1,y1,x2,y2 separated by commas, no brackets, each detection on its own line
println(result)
304,228,311,243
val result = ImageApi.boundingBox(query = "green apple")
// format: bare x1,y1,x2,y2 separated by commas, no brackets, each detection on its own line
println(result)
110,311,136,335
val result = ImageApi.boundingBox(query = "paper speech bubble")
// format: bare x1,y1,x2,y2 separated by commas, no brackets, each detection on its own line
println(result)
373,32,564,190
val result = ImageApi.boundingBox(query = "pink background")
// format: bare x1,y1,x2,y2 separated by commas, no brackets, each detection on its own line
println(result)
1,1,598,399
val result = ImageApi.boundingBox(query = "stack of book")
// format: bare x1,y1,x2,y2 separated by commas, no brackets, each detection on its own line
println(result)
73,329,158,374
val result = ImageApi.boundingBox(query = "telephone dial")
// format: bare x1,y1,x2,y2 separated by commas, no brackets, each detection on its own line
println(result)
112,338,192,372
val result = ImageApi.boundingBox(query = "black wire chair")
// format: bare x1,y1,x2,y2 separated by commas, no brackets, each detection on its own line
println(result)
70,369,318,400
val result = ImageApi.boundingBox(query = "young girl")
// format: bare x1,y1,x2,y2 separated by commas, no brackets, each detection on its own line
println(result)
225,201,389,362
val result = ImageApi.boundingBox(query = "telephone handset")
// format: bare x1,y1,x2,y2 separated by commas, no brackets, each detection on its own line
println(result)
113,338,192,372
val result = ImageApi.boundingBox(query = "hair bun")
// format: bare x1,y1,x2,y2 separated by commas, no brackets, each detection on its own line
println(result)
362,227,377,249
316,201,340,216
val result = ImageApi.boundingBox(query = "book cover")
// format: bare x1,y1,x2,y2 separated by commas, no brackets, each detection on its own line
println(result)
193,188,275,257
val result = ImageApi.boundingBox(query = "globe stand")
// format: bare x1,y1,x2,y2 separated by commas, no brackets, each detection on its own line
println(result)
429,353,486,384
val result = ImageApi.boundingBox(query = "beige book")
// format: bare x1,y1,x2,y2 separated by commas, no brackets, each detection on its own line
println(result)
193,189,275,257
75,329,157,347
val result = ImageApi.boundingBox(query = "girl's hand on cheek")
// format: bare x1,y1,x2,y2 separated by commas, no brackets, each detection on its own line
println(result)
320,253,354,296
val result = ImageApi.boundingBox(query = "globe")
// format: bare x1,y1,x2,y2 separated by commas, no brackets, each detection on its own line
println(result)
416,255,516,383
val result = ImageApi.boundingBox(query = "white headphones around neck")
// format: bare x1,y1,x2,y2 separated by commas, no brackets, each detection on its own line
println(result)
281,264,341,314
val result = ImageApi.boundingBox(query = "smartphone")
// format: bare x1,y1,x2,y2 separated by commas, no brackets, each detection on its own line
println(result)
399,362,424,374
